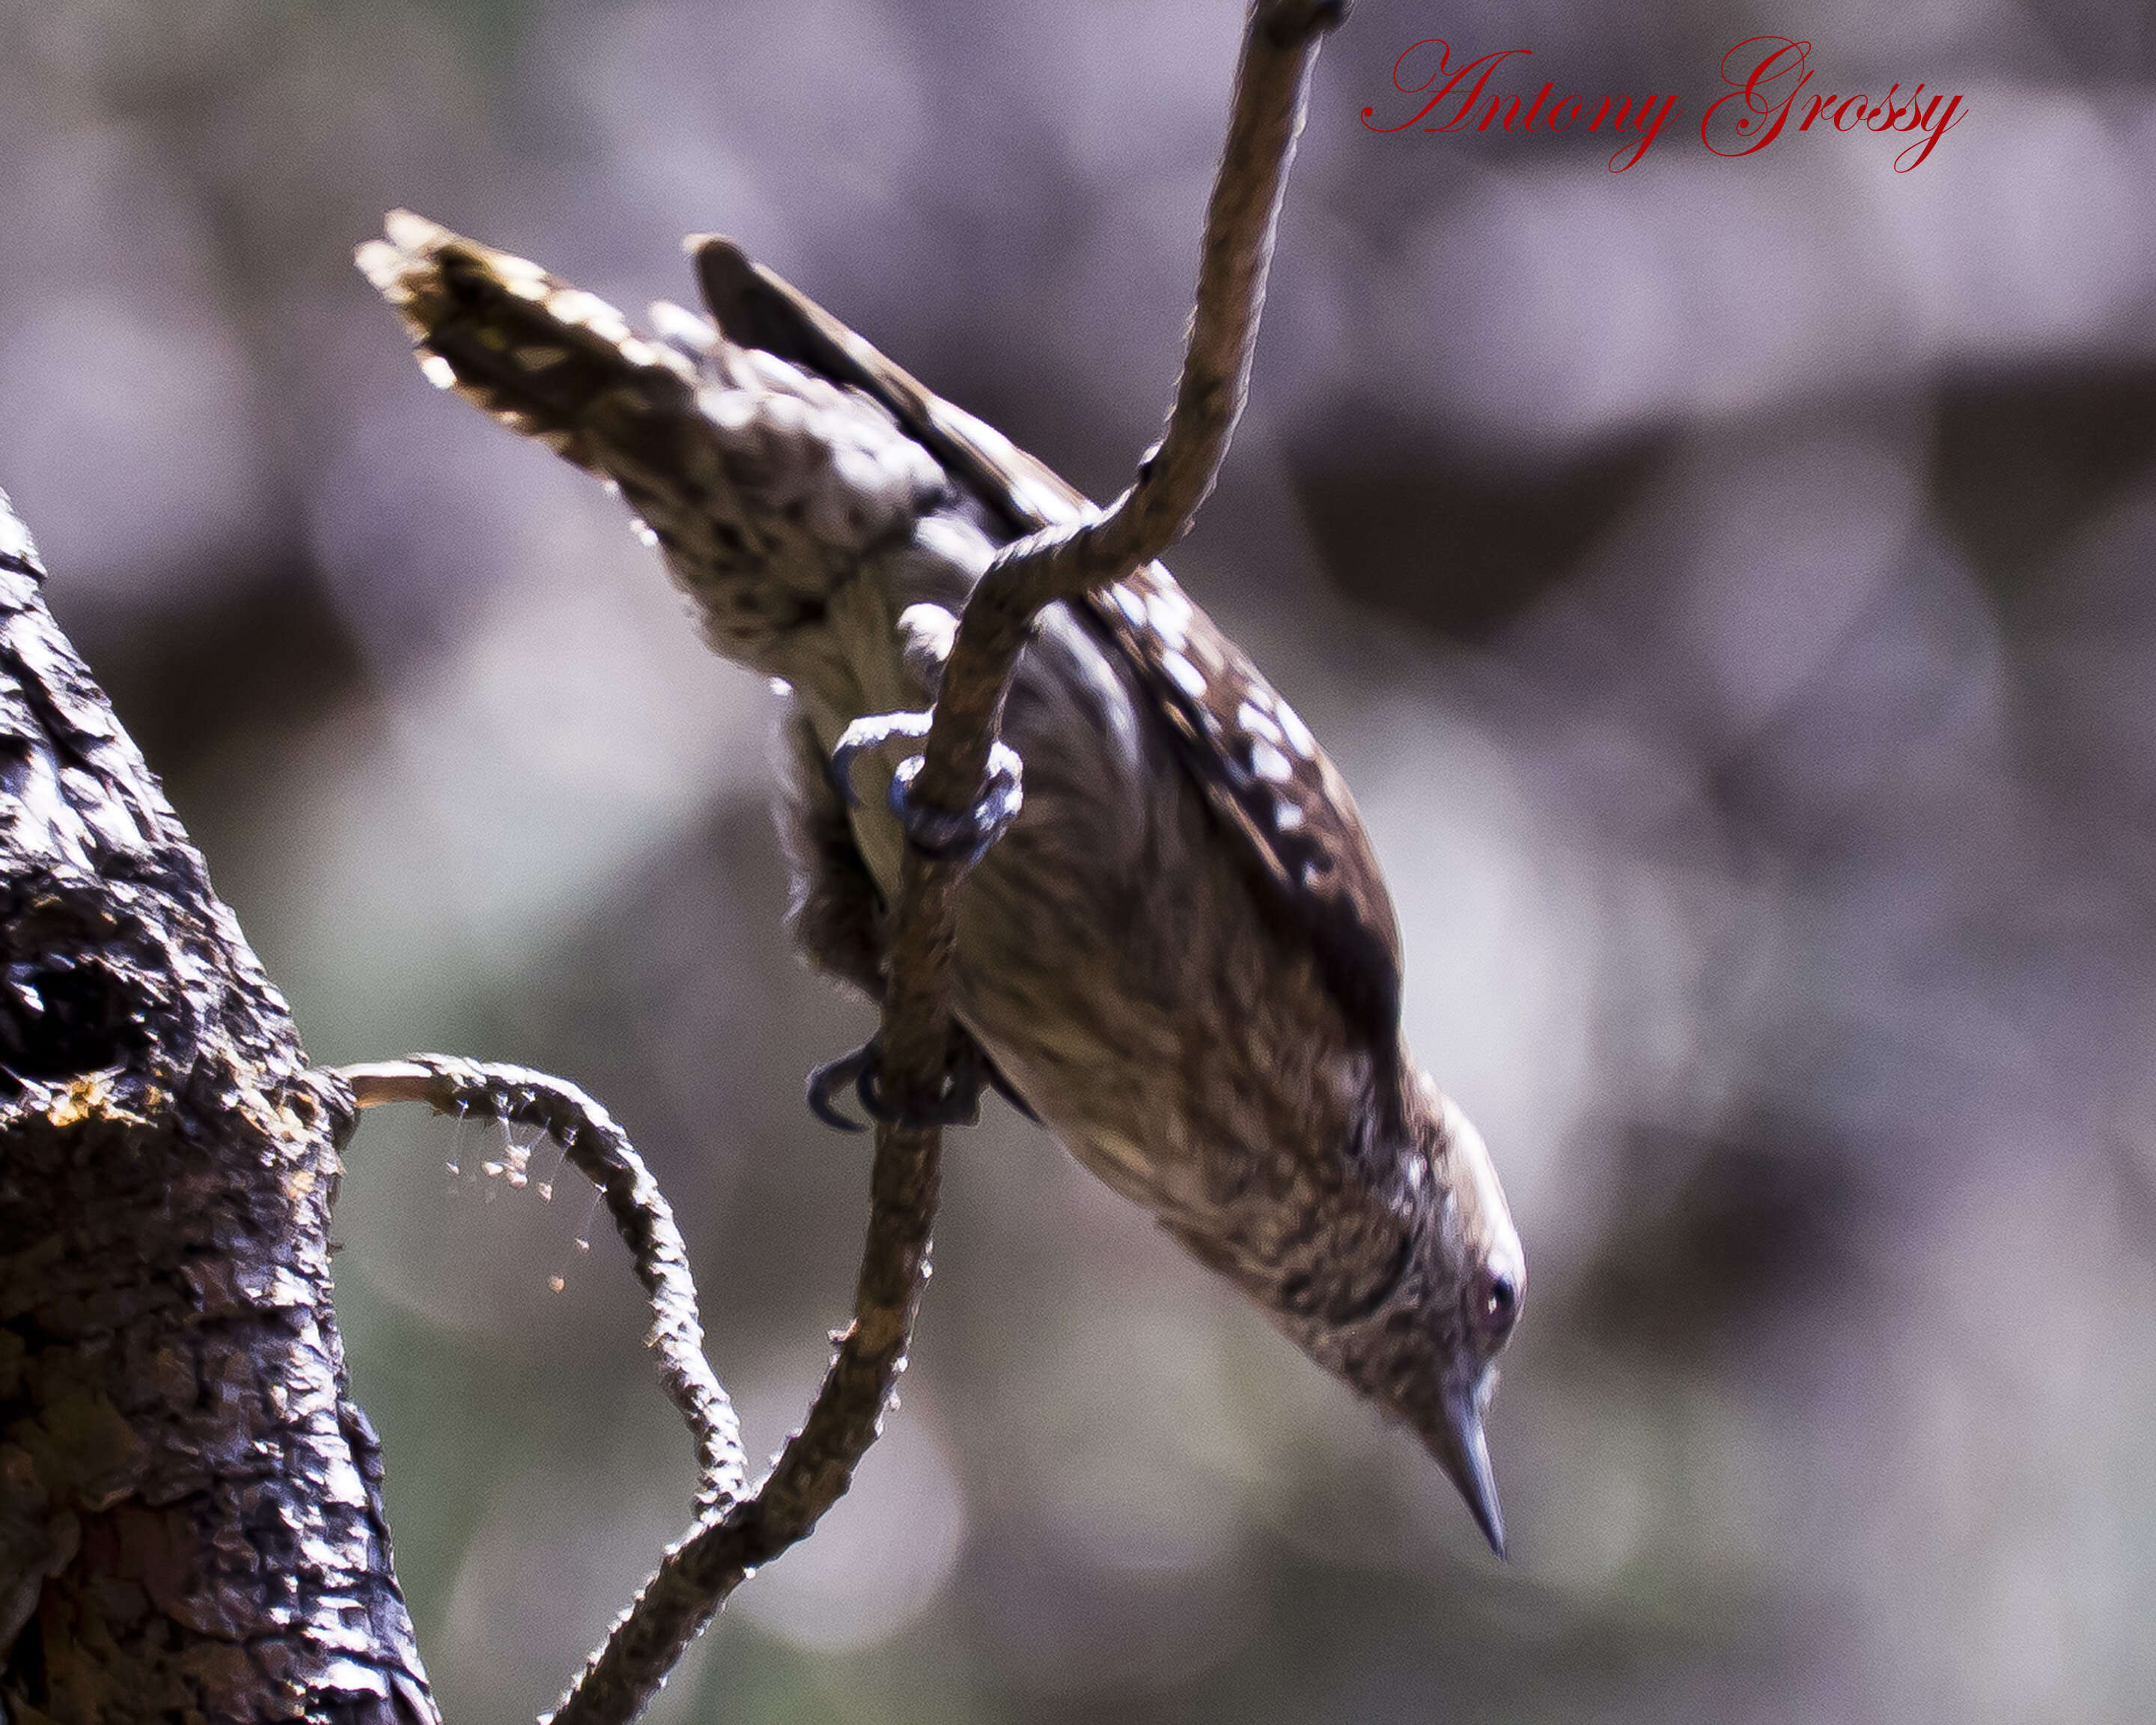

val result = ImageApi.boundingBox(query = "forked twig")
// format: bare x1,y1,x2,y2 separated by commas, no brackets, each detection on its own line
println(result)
544,4,1344,1721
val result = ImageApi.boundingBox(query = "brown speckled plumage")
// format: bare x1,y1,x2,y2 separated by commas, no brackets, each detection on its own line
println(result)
359,213,1526,1551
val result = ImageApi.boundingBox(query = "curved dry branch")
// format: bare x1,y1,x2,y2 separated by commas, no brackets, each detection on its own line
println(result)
335,1055,749,1511
543,1114,938,1725
545,4,1344,1722
904,0,1345,841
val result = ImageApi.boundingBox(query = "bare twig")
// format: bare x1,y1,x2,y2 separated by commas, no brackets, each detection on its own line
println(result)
883,0,1342,1102
905,0,1343,836
542,1114,938,1725
543,4,1345,1721
335,1055,749,1510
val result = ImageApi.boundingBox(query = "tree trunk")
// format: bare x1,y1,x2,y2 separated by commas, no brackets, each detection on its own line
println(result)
0,488,436,1724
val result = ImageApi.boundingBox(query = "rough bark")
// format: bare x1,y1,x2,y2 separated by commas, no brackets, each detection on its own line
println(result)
0,488,436,1724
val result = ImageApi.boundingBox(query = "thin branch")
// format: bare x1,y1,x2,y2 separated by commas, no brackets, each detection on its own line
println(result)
542,1121,938,1725
543,4,1344,1721
905,0,1344,839
335,1056,749,1510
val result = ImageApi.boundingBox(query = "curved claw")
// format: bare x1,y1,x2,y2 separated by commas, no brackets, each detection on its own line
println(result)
887,740,1025,865
829,712,1025,866
806,1044,876,1133
806,1032,1026,1134
829,711,934,808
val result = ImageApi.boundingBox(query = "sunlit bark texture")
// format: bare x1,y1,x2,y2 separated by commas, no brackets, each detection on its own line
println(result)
0,489,436,1724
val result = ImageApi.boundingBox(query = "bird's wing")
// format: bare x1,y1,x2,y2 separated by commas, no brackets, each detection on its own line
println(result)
693,240,1406,1054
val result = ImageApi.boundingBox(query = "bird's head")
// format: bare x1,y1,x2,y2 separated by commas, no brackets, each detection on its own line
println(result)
1410,1080,1524,1555
1297,1075,1523,1555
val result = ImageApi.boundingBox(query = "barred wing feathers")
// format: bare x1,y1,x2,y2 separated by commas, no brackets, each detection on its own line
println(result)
692,240,1406,1056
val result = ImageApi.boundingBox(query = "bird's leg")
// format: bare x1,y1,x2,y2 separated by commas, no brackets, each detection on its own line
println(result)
830,711,1024,868
789,703,1038,1132
779,705,891,1001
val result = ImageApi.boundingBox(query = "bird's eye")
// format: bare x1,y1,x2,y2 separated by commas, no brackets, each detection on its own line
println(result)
1470,1268,1520,1338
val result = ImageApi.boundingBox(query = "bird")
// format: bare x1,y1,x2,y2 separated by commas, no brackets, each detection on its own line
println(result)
358,211,1526,1554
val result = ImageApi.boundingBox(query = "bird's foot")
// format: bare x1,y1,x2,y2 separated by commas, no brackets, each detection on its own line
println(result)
806,1029,1038,1133
829,710,1023,865
886,745,1023,863
828,709,931,804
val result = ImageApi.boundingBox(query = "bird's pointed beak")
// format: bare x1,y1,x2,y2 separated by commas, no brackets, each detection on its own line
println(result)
1434,1385,1506,1557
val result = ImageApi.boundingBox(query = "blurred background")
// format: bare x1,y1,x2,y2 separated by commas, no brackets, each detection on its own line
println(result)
7,0,2156,1718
